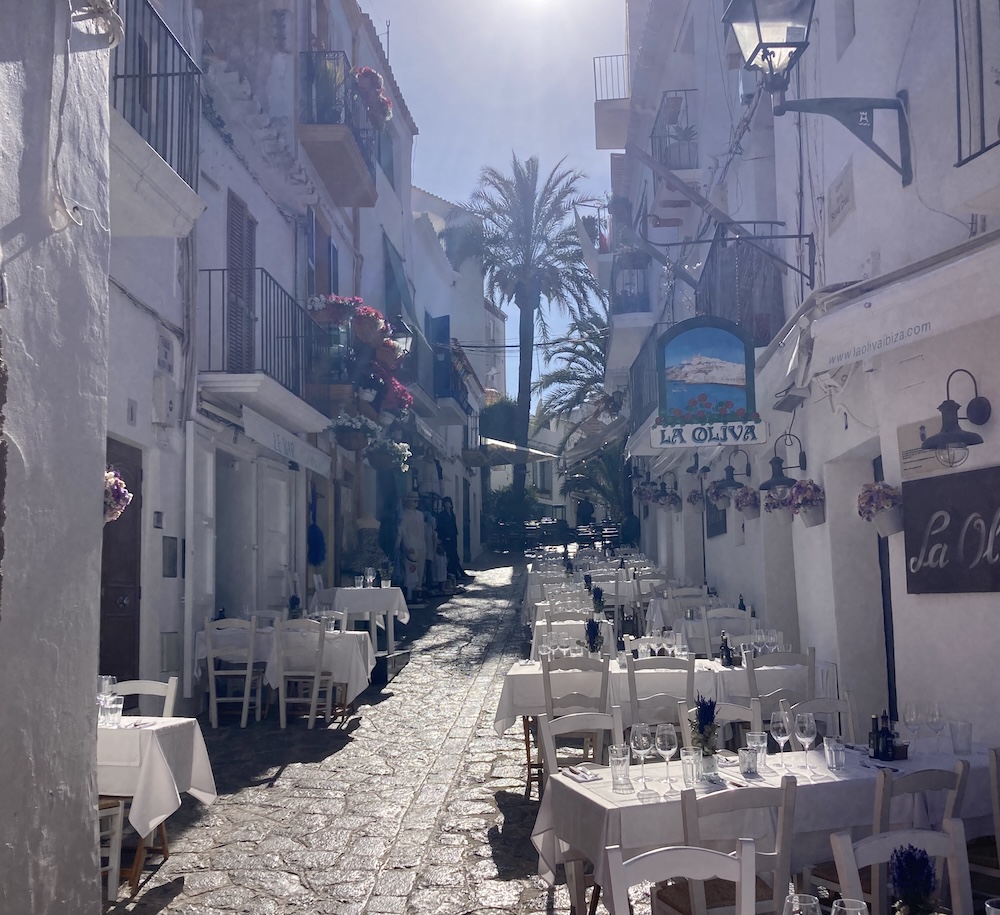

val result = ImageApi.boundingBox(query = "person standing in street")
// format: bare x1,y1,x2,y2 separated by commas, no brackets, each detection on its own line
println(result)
576,496,595,528
437,496,472,582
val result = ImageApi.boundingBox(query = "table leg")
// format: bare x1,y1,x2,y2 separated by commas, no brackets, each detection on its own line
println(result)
125,833,147,894
565,858,589,915
369,611,378,653
386,610,395,655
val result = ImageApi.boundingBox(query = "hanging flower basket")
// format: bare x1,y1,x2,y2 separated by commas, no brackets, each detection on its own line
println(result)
764,491,793,526
686,489,705,513
307,294,362,326
351,306,388,346
375,340,403,370
789,479,826,527
332,413,379,452
734,486,760,519
104,465,133,524
798,504,826,527
705,480,731,510
874,505,905,537
337,429,370,452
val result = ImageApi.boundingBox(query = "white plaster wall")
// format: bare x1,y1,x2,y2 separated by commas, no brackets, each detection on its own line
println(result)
0,6,111,911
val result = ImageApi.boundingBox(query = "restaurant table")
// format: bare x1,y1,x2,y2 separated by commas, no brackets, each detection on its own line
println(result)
495,658,838,733
531,738,993,915
264,629,374,704
529,619,615,660
310,586,409,654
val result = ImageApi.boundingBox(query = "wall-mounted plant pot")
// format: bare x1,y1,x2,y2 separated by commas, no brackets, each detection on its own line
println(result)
336,430,370,452
366,452,399,472
709,496,731,511
798,504,826,528
665,502,682,514
739,505,760,520
768,507,793,526
873,505,904,537
688,503,705,514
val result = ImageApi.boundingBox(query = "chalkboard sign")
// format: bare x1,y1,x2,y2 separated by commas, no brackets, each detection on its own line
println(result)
706,499,727,539
903,465,1000,594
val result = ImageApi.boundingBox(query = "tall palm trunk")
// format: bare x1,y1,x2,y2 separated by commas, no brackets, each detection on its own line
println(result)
513,285,538,498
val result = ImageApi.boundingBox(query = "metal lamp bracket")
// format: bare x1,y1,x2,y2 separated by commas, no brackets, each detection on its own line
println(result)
772,91,912,186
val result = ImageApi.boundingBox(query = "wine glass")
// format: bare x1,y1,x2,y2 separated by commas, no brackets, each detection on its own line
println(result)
764,628,779,653
903,701,923,742
925,702,946,752
536,633,551,661
783,894,822,915
630,723,658,802
752,628,766,657
831,899,869,915
770,710,791,768
655,723,679,797
794,712,818,773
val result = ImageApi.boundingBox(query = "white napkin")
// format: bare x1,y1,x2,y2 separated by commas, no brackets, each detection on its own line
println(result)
564,767,602,783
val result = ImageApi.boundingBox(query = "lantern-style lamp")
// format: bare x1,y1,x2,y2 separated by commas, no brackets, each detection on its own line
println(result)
722,0,816,93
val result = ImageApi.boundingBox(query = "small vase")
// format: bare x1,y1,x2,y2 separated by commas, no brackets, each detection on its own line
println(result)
873,505,904,537
798,504,826,528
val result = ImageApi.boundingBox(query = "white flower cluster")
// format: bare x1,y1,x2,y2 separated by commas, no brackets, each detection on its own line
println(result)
332,413,380,437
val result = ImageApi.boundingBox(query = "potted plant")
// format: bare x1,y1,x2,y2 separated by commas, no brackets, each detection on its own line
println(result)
307,293,361,326
667,123,698,169
351,305,388,347
734,486,760,519
705,479,731,510
332,413,379,452
686,489,705,513
358,372,384,403
614,244,651,270
364,438,411,473
889,844,939,915
689,693,719,779
764,490,793,525
657,488,683,513
789,479,826,527
858,481,904,537
104,466,133,524
381,376,413,418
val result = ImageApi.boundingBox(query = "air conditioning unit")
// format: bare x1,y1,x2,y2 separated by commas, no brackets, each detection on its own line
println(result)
152,373,179,426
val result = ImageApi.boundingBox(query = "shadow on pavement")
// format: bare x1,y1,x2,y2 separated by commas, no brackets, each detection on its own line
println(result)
487,789,542,881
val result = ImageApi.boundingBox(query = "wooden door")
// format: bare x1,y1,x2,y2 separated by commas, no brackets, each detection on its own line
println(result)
101,439,142,683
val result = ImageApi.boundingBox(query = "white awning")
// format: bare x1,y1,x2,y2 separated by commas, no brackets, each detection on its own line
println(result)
480,436,558,466
562,415,627,464
807,229,1000,379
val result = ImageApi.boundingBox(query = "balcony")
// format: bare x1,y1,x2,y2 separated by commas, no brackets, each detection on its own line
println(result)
299,52,377,208
594,54,630,150
109,0,204,236
198,268,332,433
396,331,436,418
650,89,698,173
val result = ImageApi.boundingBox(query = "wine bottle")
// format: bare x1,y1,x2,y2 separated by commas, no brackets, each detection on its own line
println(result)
868,715,879,758
719,630,734,668
738,594,746,612
878,709,895,761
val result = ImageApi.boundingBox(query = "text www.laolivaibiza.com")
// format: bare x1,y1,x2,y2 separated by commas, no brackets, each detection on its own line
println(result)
827,319,932,367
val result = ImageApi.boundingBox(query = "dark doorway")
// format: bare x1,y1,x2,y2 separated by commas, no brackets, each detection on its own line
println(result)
874,455,897,721
101,439,142,685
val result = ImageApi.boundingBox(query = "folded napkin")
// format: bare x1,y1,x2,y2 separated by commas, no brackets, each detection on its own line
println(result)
564,767,602,783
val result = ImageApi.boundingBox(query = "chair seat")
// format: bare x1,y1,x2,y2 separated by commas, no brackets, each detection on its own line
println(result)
968,836,999,871
653,872,774,913
808,859,873,894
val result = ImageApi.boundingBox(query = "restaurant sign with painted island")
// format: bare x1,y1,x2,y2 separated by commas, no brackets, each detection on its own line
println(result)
651,316,766,449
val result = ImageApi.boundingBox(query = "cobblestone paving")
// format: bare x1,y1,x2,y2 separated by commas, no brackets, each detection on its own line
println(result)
117,557,579,915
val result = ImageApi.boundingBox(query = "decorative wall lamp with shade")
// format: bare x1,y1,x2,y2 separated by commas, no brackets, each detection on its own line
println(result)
685,452,710,476
758,432,807,499
920,369,992,467
391,322,413,356
714,446,753,495
722,0,912,185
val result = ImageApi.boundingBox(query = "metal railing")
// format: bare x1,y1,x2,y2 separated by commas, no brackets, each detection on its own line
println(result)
651,89,698,171
610,254,652,315
200,268,331,415
594,54,629,101
110,0,200,188
954,0,1000,165
299,51,377,181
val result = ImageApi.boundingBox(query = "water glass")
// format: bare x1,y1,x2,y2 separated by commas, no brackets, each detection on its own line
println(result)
984,899,1000,915
950,720,973,755
823,736,847,771
738,747,758,776
381,579,392,588
354,575,364,589
99,695,124,728
609,744,633,794
783,895,821,915
746,731,768,768
680,747,701,788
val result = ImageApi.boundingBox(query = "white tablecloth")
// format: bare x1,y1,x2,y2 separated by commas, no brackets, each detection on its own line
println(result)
97,717,217,837
531,739,993,913
530,620,614,660
310,586,409,654
264,630,374,704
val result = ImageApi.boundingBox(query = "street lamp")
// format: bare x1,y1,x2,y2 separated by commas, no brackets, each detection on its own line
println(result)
714,446,753,494
722,0,815,93
391,323,413,355
758,433,806,500
722,0,912,185
920,369,992,468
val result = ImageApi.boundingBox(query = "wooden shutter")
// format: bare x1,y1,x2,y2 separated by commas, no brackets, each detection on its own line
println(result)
226,191,257,372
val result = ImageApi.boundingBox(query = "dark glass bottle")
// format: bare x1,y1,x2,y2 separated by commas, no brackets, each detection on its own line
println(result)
868,715,879,758
738,594,746,612
374,569,382,588
719,630,734,668
878,709,895,761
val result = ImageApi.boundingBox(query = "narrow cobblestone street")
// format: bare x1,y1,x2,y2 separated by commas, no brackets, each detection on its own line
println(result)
117,557,576,915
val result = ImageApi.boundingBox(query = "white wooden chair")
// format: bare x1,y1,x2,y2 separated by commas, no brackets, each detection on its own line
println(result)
541,654,610,720
538,705,625,784
743,647,816,720
274,619,336,729
677,698,763,751
968,747,1000,878
804,759,968,901
830,820,973,915
204,617,264,729
97,797,124,902
116,677,178,717
626,651,695,728
653,778,795,915
779,692,859,744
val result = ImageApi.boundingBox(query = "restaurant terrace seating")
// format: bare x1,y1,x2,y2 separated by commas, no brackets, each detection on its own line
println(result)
205,616,265,729
743,647,816,719
115,677,178,717
654,777,796,915
274,618,337,729
611,840,757,915
968,747,1000,879
97,796,125,902
830,820,973,915
779,692,859,744
537,705,624,787
626,652,695,729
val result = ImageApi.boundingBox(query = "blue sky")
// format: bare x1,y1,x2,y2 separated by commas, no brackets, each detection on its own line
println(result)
360,0,626,395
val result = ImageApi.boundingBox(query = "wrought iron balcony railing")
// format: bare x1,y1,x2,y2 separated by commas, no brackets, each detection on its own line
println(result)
200,268,332,415
299,51,377,181
650,89,698,171
110,0,200,188
594,54,629,101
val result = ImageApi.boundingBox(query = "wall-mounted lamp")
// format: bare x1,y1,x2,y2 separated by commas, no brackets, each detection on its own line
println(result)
758,432,806,500
392,322,413,356
920,369,992,467
714,446,753,494
686,453,710,477
723,0,912,185
662,470,679,491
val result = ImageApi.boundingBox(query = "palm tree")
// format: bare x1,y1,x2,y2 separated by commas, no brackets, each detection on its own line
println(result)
532,296,615,446
560,439,629,521
454,154,601,497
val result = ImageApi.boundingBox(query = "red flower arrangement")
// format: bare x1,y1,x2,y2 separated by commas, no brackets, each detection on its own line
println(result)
307,293,363,325
381,376,413,415
351,305,388,345
352,66,393,129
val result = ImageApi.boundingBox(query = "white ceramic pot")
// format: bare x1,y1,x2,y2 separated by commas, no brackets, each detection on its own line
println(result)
768,507,793,526
873,504,904,537
739,505,760,520
798,504,826,528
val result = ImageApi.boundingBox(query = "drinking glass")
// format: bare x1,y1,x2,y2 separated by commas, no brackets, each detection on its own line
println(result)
752,628,766,657
770,710,791,768
984,899,1000,915
764,629,779,653
558,632,571,656
655,723,678,797
926,702,946,752
536,633,551,660
97,675,117,698
746,731,768,771
354,575,364,589
903,701,923,741
630,723,658,802
831,900,868,915
783,894,821,915
795,712,818,772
